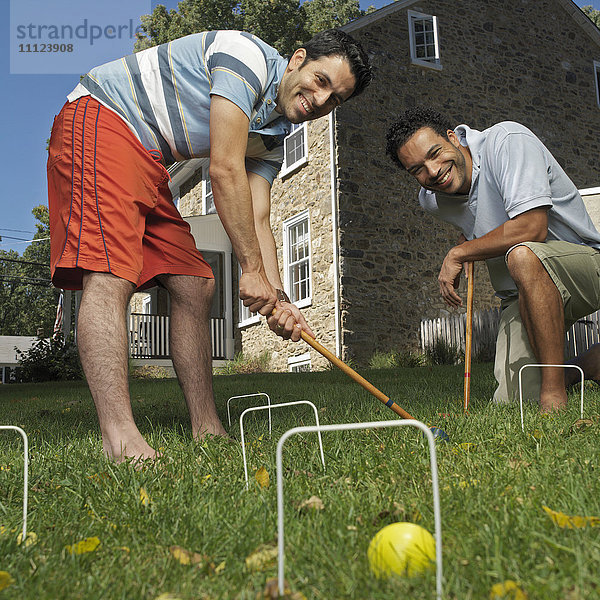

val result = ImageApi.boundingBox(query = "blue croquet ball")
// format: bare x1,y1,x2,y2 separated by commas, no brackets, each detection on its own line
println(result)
429,427,449,442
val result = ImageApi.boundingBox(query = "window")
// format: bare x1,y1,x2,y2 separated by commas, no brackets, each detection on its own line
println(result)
283,211,312,308
203,166,216,215
280,123,308,177
408,10,441,70
288,352,311,373
142,295,152,314
595,61,600,108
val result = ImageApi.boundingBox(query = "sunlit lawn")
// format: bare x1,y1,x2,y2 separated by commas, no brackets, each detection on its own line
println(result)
1,364,599,599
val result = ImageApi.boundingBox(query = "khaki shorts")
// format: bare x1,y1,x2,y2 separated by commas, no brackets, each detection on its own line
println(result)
493,240,600,403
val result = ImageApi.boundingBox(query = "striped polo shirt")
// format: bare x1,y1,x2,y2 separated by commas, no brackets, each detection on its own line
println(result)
67,30,291,184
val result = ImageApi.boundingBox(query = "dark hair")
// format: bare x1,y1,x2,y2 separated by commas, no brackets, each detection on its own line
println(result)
386,106,453,169
300,29,372,99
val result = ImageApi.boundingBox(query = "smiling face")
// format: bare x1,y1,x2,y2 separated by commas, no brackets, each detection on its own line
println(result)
276,50,357,124
396,127,473,195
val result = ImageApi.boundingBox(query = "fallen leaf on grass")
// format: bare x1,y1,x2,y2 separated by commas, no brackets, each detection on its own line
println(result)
245,543,278,572
262,578,307,599
255,467,270,489
140,487,151,506
297,496,324,512
452,442,477,454
154,594,184,600
489,580,527,599
542,505,600,529
0,572,14,592
17,531,38,547
66,536,101,555
571,418,596,432
169,545,206,566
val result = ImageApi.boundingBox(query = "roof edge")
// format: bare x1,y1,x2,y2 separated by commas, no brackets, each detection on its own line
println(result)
341,0,418,33
341,0,600,48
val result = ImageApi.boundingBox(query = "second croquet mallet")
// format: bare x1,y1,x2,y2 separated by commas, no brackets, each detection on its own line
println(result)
464,261,475,412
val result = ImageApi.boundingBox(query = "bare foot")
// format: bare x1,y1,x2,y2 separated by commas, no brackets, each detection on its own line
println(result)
192,422,228,439
102,435,158,464
539,392,567,413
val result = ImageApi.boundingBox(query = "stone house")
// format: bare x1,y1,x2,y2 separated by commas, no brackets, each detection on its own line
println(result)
134,0,600,370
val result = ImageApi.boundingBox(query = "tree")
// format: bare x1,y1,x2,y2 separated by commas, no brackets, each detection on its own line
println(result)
0,206,58,336
242,0,307,55
581,5,600,28
135,0,365,54
303,0,361,39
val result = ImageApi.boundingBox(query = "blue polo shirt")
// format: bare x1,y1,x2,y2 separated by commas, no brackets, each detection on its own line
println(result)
67,30,291,184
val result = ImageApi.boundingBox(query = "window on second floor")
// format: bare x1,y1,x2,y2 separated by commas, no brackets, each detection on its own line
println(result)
408,10,441,70
280,123,308,177
283,210,312,308
594,61,600,108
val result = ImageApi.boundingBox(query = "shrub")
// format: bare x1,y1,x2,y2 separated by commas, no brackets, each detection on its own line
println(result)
425,338,462,366
15,334,84,383
214,351,271,375
369,350,428,369
130,364,172,379
369,350,399,369
396,351,428,368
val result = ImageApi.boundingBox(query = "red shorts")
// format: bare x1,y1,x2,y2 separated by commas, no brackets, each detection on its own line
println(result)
47,97,213,290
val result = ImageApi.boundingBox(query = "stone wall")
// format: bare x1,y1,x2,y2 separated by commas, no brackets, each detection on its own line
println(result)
179,167,204,217
239,117,336,371
334,0,600,364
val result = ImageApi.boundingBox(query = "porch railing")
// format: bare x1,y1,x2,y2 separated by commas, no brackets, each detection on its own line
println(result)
129,313,226,360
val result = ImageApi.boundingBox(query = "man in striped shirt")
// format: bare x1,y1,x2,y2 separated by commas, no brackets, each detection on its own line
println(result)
47,29,372,462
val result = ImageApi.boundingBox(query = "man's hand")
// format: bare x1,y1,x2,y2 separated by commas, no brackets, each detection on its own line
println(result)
266,302,316,342
239,272,278,316
438,246,464,308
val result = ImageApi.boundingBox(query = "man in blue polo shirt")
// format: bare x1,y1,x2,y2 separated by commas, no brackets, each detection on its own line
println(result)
47,29,372,462
386,106,600,412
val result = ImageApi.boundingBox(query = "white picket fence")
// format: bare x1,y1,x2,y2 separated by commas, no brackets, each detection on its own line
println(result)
421,308,600,360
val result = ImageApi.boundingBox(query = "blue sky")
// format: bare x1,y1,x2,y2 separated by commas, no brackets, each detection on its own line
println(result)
1,0,598,254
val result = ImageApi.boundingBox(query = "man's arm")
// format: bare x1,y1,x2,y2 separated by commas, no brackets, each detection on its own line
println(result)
209,95,277,316
247,171,315,340
439,207,548,307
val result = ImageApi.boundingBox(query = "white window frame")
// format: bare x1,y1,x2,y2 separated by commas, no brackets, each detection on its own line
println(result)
142,295,152,314
237,266,261,328
408,10,442,71
288,352,311,373
283,210,312,309
594,60,600,108
279,123,308,178
202,165,216,215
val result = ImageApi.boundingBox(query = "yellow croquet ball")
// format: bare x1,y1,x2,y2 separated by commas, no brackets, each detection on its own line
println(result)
367,522,435,578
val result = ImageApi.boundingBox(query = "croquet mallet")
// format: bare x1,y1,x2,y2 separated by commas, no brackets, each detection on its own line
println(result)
272,309,414,420
300,331,416,420
463,261,475,412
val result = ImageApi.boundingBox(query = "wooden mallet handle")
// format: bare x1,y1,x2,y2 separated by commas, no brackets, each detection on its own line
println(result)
299,330,415,420
464,261,475,412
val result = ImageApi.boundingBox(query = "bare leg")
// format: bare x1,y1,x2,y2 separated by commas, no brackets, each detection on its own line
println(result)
507,245,567,412
158,274,227,438
78,272,157,462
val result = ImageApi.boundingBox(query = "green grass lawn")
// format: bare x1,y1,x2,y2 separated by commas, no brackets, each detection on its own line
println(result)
1,363,599,599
